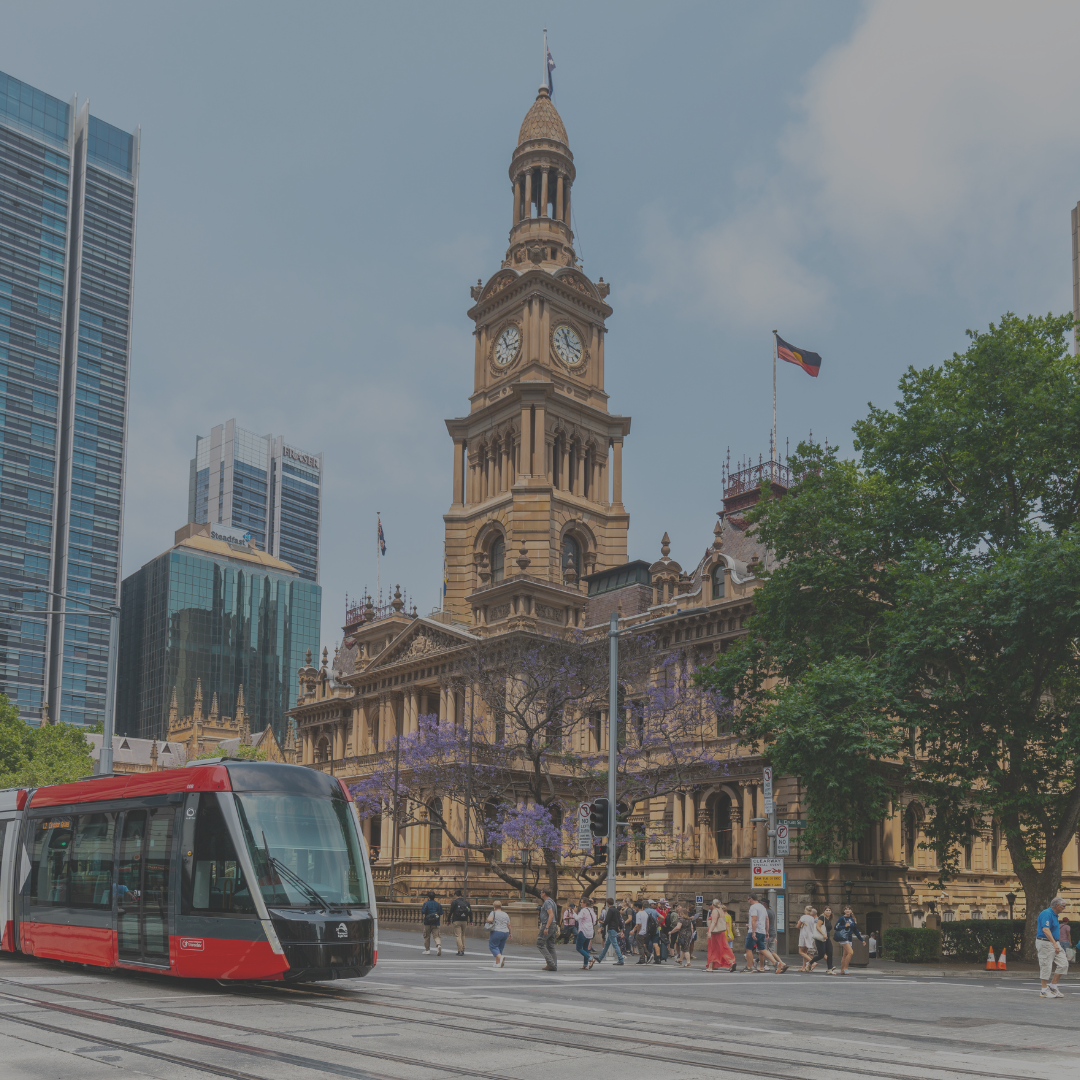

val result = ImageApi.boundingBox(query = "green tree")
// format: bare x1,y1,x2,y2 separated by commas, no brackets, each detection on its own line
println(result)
0,692,94,788
699,312,1080,959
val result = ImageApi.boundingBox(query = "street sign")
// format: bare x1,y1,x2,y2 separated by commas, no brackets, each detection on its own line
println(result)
776,822,790,856
779,819,807,829
762,767,773,799
578,803,591,848
752,858,784,889
764,797,775,814
695,895,703,905
776,894,786,928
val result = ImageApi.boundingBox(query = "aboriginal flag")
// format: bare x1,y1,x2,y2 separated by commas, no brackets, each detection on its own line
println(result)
776,335,821,378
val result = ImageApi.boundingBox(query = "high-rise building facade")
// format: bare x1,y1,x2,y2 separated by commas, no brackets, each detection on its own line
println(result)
117,522,320,743
0,69,139,727
187,420,322,582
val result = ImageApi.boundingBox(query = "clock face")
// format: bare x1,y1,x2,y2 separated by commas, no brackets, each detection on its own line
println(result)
553,324,583,366
494,325,520,365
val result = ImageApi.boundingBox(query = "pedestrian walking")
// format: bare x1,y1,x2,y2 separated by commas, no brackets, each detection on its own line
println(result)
485,900,512,968
448,889,472,955
632,900,653,964
797,906,819,971
644,899,662,964
560,901,577,944
622,902,637,955
815,906,836,974
536,887,559,971
834,905,864,975
576,897,598,969
745,893,787,973
671,904,694,967
763,899,780,970
421,891,443,956
1036,897,1069,999
596,897,625,965
868,931,878,960
705,898,736,971
1060,917,1075,963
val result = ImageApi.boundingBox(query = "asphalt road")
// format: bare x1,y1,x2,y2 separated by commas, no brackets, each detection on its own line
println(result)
1,928,1076,1080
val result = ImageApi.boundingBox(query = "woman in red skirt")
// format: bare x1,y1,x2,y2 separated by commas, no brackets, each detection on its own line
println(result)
705,898,736,971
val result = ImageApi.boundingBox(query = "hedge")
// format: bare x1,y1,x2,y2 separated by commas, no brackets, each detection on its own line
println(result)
940,919,1024,963
882,927,941,963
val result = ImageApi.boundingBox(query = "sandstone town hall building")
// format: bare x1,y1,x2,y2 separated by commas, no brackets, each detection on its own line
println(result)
287,81,1079,938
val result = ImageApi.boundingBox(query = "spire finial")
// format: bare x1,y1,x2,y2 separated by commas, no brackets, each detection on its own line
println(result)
661,532,671,558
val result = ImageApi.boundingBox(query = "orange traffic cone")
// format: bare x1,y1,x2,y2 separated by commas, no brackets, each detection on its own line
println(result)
986,946,997,970
997,947,1007,970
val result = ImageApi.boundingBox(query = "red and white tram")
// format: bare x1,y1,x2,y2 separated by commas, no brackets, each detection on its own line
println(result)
0,759,377,981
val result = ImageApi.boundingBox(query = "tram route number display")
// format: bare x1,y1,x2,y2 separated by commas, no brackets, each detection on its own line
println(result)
751,858,784,889
578,803,591,847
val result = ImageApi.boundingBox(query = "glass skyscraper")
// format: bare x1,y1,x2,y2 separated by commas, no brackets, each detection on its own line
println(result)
117,528,321,743
0,69,139,728
187,420,322,582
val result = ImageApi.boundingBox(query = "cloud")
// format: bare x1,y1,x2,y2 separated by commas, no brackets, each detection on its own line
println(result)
632,0,1080,324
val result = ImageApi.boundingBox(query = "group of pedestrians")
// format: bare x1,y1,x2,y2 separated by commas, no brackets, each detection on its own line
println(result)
421,886,870,975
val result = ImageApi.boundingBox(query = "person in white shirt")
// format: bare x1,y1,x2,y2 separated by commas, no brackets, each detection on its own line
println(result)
798,906,819,971
745,893,787,974
575,898,597,969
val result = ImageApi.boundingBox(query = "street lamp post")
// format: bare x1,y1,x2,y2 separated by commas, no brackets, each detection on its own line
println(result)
1005,891,1017,921
25,587,120,775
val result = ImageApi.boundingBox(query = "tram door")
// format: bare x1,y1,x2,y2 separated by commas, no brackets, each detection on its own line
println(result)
117,807,174,965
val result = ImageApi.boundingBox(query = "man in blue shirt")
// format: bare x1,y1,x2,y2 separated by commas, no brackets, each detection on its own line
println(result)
1036,897,1068,999
420,891,443,956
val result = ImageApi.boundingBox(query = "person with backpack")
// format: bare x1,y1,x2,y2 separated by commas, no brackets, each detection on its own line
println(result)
420,891,443,956
658,903,677,963
623,901,638,956
595,897,625,965
448,889,472,955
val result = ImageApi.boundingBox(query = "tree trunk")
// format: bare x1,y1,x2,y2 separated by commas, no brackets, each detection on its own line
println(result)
1007,836,1062,962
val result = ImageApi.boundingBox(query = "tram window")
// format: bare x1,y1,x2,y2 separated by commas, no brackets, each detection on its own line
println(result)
188,794,256,915
69,813,116,908
29,817,74,906
234,793,368,907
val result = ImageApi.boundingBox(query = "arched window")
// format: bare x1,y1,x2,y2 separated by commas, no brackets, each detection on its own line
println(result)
316,736,330,763
428,798,443,861
712,564,725,601
490,537,505,583
905,806,918,866
714,793,733,858
562,535,581,577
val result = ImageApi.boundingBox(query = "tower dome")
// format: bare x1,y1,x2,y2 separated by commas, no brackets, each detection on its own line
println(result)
517,85,568,147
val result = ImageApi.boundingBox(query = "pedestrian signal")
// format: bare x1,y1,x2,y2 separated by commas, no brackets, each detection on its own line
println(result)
590,798,609,836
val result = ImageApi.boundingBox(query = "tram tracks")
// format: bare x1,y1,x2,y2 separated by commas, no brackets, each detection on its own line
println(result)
0,974,1046,1080
272,981,1054,1080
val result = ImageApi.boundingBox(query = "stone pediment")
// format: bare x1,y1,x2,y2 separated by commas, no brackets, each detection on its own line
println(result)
366,618,477,672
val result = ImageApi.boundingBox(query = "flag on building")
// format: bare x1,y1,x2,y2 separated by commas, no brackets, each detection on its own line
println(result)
378,517,386,556
776,334,821,377
546,35,555,93
442,545,448,597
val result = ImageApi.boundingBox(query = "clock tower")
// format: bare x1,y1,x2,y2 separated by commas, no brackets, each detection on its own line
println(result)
443,85,631,630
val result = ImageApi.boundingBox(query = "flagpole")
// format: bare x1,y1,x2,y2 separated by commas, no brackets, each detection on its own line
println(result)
377,511,381,610
771,330,778,464
543,28,547,88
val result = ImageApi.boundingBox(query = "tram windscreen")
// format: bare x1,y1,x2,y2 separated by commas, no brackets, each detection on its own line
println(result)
234,793,368,908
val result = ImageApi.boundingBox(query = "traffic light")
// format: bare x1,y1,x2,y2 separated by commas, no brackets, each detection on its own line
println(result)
616,801,631,825
590,798,609,836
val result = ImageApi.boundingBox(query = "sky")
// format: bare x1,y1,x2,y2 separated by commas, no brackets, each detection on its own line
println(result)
5,1,1080,655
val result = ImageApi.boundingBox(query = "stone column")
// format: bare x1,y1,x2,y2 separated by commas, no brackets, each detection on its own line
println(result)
302,729,312,765
534,403,546,480
730,795,744,859
598,446,608,507
333,721,344,761
351,706,361,758
560,440,570,492
453,439,464,505
673,791,684,855
540,168,549,217
513,176,521,226
612,437,623,505
447,688,457,725
481,446,489,501
524,169,532,218
520,405,532,476
556,173,564,221
884,797,901,863
564,182,570,226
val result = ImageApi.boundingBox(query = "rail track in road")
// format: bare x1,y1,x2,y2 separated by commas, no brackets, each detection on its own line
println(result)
0,973,1053,1080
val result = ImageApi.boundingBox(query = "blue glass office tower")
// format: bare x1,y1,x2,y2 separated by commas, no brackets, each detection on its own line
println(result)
117,527,321,742
0,70,139,727
187,421,322,583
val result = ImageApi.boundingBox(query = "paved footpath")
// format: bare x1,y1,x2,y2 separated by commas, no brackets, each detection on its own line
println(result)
1,929,1077,1080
